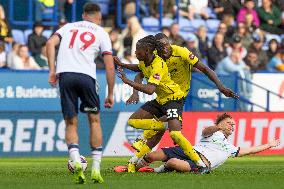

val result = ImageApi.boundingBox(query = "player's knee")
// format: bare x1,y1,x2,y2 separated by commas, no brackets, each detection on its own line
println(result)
166,158,178,169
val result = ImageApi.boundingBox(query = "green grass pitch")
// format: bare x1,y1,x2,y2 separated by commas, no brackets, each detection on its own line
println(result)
0,156,284,189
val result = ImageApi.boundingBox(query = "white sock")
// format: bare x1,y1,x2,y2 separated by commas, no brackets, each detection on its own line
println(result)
68,144,81,163
129,155,139,164
154,164,166,173
196,160,206,168
137,157,150,167
91,146,103,171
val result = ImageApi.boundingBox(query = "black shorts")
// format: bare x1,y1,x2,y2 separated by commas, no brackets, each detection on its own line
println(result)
59,72,100,118
141,99,184,121
162,146,198,171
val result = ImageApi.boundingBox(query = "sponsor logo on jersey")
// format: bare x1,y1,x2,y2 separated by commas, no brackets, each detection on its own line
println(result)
153,73,160,80
189,53,195,60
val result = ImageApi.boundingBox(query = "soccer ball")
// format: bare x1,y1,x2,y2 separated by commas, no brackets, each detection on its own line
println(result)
67,155,88,173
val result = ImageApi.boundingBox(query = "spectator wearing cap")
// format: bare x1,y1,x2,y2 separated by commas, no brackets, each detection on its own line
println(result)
248,33,268,70
237,0,260,27
208,32,227,70
28,22,47,59
227,34,247,59
267,49,284,72
257,0,284,34
186,34,202,61
169,23,186,47
266,39,280,61
244,49,262,72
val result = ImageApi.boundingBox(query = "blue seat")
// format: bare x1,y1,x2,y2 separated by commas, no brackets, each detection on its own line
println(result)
88,0,110,16
179,18,195,32
207,32,216,43
206,19,220,33
142,17,159,30
190,19,206,30
12,29,25,44
162,17,174,27
24,29,33,44
42,30,53,39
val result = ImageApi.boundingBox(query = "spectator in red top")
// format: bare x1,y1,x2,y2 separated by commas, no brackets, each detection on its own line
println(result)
237,0,260,27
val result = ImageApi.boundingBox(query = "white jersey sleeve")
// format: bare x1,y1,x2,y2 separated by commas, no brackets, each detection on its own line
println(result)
229,145,240,158
99,30,112,56
54,24,68,39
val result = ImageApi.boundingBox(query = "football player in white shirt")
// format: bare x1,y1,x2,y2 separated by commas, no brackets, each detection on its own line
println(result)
46,2,115,184
115,113,280,173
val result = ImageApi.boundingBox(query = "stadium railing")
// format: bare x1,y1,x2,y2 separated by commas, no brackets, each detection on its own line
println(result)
186,72,284,112
9,0,77,28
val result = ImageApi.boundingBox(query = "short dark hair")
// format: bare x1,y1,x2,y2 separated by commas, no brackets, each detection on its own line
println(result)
83,2,101,15
215,113,232,125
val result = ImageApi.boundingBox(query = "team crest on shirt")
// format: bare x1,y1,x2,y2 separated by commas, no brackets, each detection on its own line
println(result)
153,73,160,80
189,53,195,60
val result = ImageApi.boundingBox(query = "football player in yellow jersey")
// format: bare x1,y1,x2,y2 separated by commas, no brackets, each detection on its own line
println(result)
121,33,239,173
114,35,208,173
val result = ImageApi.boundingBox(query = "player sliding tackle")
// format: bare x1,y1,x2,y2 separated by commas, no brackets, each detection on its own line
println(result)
115,113,280,173
115,33,239,173
115,35,210,173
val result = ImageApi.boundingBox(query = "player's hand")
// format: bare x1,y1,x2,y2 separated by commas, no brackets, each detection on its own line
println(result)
117,66,128,83
126,94,139,105
268,139,280,148
219,86,239,99
113,56,124,67
104,94,114,108
48,72,57,87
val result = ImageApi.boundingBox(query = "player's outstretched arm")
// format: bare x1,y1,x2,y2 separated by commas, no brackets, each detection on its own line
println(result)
238,139,280,157
117,68,156,95
103,54,115,108
193,61,239,99
113,56,140,72
46,34,61,87
126,72,144,105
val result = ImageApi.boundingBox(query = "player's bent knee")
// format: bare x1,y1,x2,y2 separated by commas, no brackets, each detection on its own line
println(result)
166,158,178,168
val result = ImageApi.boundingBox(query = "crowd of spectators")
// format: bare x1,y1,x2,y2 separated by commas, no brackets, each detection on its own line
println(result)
0,0,284,74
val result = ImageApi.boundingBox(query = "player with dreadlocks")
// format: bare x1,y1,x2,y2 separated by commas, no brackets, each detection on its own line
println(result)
114,35,208,173
115,33,239,173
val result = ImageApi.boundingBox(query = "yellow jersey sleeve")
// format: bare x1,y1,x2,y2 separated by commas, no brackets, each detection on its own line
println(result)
178,46,199,66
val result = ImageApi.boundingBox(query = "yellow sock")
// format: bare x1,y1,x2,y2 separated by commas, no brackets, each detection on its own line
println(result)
136,144,151,158
143,130,159,139
169,131,201,163
128,119,165,130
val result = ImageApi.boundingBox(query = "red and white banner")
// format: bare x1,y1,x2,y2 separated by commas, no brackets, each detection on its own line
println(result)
158,112,284,155
104,112,284,156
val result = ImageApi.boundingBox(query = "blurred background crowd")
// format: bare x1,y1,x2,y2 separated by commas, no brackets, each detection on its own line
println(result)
0,0,283,75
